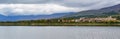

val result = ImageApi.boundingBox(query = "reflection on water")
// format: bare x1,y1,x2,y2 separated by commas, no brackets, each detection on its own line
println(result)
0,26,120,39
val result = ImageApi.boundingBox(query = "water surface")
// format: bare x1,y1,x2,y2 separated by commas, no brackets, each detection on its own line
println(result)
0,26,120,39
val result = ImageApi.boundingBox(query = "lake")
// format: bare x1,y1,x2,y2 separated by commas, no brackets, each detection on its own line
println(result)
0,26,120,39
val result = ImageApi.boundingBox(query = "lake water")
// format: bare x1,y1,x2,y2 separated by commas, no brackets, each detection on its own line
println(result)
0,26,120,39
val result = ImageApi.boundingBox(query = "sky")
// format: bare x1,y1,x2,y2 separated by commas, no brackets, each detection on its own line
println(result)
0,0,120,16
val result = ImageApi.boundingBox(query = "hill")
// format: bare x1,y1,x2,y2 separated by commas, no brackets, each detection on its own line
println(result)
0,13,74,21
62,4,120,19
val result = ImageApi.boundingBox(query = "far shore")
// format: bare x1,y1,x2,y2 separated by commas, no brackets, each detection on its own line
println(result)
0,23,120,26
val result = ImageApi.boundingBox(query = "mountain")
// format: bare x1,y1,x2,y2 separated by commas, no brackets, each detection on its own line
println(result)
63,4,120,19
0,13,74,21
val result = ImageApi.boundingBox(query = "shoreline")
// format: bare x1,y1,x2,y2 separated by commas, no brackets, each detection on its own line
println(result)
0,22,120,26
0,24,120,26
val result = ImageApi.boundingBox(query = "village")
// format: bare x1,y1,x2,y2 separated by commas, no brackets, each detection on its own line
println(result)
58,16,118,23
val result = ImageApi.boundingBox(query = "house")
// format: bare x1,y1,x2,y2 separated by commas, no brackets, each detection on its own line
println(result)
75,16,117,22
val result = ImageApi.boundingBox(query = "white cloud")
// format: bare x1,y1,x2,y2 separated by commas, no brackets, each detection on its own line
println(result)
0,4,81,16
0,0,120,16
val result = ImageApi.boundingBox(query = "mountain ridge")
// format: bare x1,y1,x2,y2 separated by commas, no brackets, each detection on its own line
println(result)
0,13,74,21
62,4,120,19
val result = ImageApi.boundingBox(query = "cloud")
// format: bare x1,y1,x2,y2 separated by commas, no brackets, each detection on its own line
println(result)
0,0,120,8
58,0,120,10
0,4,81,16
0,0,120,16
